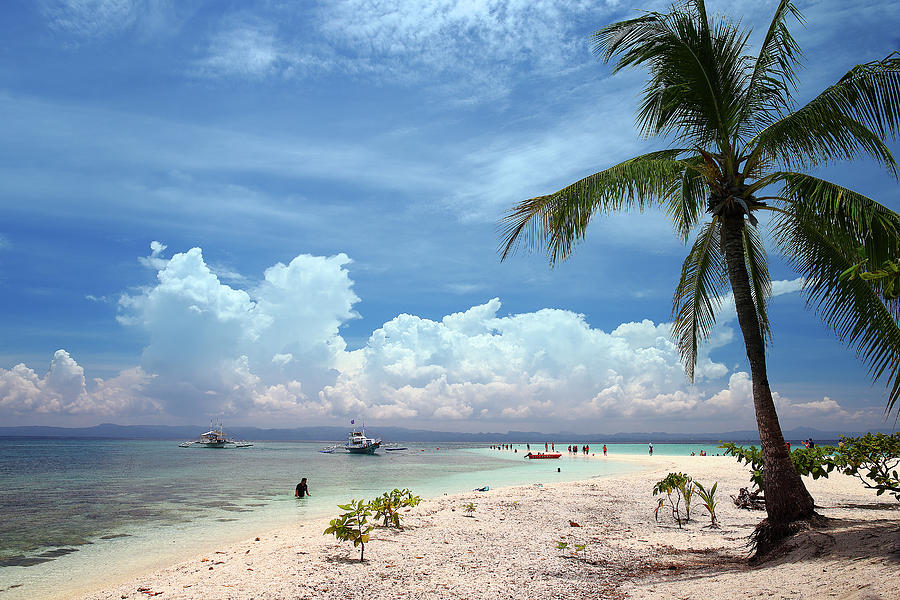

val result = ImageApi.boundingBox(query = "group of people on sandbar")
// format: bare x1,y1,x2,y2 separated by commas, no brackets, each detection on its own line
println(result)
490,442,609,456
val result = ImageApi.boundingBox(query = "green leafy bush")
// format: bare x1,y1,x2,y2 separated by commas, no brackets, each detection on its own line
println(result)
722,434,900,502
720,443,831,491
830,433,900,501
369,488,422,529
323,499,374,561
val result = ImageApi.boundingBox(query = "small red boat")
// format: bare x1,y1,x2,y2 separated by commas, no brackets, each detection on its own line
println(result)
524,452,562,459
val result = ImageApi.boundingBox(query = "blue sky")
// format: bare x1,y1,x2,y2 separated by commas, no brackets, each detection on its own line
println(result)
1,0,898,434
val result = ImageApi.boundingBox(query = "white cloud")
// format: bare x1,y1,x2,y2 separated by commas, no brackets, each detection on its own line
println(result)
39,0,186,39
193,21,285,79
41,0,141,37
189,1,618,102
4,242,820,431
320,298,718,425
0,350,157,416
138,240,169,270
115,246,360,419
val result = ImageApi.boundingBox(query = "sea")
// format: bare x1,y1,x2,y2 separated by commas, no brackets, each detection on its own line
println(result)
0,438,729,599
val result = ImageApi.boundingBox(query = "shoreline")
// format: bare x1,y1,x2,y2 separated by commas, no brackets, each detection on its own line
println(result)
66,452,898,600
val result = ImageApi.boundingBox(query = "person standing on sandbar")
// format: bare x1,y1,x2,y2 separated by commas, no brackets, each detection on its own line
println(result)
295,477,310,498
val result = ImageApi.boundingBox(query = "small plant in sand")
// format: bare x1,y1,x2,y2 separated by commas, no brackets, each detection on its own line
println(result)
463,502,476,516
556,540,588,559
370,488,422,529
323,499,374,561
653,472,693,528
694,481,719,528
680,475,695,521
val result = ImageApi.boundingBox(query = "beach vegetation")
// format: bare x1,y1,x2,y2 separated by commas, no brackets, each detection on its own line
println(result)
370,488,422,529
556,540,588,559
723,435,900,501
827,433,900,501
694,481,720,528
722,443,830,490
323,499,374,562
653,472,693,527
464,502,476,516
500,0,900,550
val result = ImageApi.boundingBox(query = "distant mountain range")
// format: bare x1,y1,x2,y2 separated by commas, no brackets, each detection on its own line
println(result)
0,423,888,443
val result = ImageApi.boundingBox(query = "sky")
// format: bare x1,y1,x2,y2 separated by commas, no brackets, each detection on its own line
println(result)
1,0,899,435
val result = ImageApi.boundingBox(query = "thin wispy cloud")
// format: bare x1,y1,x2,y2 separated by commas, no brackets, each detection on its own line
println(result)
188,1,619,102
39,0,192,40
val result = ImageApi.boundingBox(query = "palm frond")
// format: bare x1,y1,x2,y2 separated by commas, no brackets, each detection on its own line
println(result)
773,201,900,413
824,51,900,140
776,172,900,266
499,150,689,264
738,0,804,133
749,105,898,176
666,154,707,240
591,2,751,151
672,217,729,381
743,223,772,342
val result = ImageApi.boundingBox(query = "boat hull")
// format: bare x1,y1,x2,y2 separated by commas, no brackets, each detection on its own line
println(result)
525,453,562,459
345,442,380,454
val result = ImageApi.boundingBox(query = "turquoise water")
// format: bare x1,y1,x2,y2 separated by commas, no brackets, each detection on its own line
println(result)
0,438,725,599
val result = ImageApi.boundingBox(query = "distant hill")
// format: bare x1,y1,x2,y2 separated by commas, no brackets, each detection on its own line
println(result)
0,423,886,443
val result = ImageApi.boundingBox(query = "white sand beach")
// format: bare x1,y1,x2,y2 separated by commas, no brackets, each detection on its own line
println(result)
74,453,899,600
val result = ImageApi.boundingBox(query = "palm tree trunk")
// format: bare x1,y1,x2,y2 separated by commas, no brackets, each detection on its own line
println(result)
722,215,816,524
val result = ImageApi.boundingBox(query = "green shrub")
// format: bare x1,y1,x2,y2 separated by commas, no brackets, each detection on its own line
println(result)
323,499,374,561
369,488,422,529
830,433,900,501
721,442,831,492
722,434,900,502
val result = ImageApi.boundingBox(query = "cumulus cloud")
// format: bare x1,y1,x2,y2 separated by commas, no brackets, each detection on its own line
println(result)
116,245,359,419
320,299,726,425
0,350,157,417
5,244,830,431
138,240,168,270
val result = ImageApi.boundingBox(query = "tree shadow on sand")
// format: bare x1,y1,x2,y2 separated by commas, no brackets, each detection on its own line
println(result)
754,516,900,567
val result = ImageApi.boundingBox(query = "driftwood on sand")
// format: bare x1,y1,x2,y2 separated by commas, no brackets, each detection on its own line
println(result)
731,487,766,510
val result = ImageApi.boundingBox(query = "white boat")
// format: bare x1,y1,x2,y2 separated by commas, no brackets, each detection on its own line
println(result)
179,421,253,448
343,424,382,454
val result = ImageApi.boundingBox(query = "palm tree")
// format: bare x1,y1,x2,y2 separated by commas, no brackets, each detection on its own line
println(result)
500,0,900,543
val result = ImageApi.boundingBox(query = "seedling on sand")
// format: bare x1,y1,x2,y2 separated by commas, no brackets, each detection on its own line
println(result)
653,473,720,529
370,488,422,529
464,502,476,516
653,473,691,528
695,481,719,528
556,541,588,559
324,499,374,561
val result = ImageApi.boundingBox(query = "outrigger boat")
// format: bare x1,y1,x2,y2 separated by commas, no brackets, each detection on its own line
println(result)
179,420,253,448
344,423,382,454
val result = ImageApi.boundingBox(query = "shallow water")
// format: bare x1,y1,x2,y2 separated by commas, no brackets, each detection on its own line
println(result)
0,438,727,598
